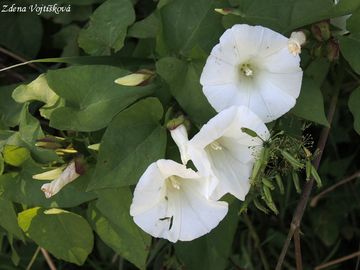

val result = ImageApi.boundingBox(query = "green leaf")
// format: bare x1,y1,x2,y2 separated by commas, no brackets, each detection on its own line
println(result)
0,154,3,175
18,207,94,265
51,5,93,25
88,98,166,190
0,198,24,241
223,0,360,33
18,105,59,163
46,65,154,131
89,188,151,270
339,33,360,74
348,87,360,134
304,58,330,87
160,0,223,56
12,74,61,119
0,159,96,208
175,201,240,270
291,77,329,127
2,145,30,167
347,8,360,34
156,57,216,125
78,0,135,55
0,13,42,57
0,84,23,127
53,24,81,57
128,13,159,39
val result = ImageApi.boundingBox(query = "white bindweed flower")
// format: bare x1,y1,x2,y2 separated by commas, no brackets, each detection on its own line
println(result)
170,124,190,165
187,106,270,200
288,31,306,56
40,161,80,198
130,159,228,243
200,24,303,123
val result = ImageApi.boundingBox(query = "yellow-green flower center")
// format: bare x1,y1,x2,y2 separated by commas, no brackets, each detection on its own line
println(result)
210,141,223,151
167,175,181,190
239,63,254,77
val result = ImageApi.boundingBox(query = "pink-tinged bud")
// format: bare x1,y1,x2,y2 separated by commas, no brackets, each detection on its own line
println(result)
288,31,307,55
311,43,323,58
170,124,190,165
214,8,232,15
36,136,65,149
40,160,80,198
114,69,154,86
311,21,331,42
166,115,186,130
74,156,86,175
214,7,242,16
326,39,340,62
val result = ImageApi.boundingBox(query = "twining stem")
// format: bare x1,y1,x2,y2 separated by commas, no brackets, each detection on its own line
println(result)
26,247,40,270
310,170,360,207
275,87,340,270
243,214,270,270
0,47,42,72
294,228,303,270
315,250,360,270
40,248,57,270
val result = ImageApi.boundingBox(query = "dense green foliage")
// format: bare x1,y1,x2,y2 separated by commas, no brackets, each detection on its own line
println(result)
0,0,360,269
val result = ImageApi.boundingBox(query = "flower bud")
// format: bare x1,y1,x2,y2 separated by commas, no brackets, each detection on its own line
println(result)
36,136,65,149
311,21,331,42
214,8,233,15
166,115,186,130
35,141,62,150
169,124,190,165
74,156,86,175
40,160,80,198
32,166,66,180
88,143,100,151
311,43,323,57
114,69,154,86
326,39,340,62
288,31,306,55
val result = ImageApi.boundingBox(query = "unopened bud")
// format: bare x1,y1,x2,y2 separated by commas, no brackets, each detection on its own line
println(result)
214,8,233,15
166,115,186,130
88,143,100,151
114,69,154,86
169,124,190,165
311,21,331,42
326,39,340,62
311,43,323,57
288,31,306,55
40,160,80,198
35,141,62,150
74,156,86,175
32,166,66,180
36,136,65,149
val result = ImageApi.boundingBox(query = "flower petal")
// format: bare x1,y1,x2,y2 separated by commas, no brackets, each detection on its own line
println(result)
260,47,301,73
202,82,249,112
200,55,238,86
258,70,303,99
206,146,253,200
231,24,287,58
170,125,190,165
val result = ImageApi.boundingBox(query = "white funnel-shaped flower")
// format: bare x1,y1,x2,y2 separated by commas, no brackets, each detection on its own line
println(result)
200,24,303,123
188,106,270,200
130,159,228,242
